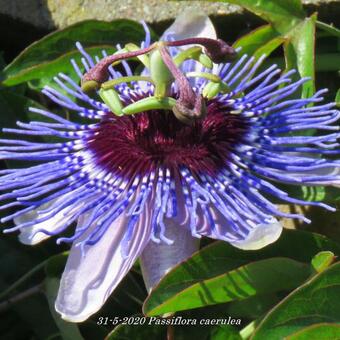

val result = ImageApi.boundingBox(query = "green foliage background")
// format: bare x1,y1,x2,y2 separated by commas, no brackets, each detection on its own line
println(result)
0,0,339,339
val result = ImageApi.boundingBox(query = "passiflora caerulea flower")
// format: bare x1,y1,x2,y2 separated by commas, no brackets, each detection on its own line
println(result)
1,13,339,322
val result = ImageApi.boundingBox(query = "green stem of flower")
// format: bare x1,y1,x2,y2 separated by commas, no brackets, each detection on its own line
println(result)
101,76,153,90
122,96,176,115
202,81,230,99
185,72,221,83
173,46,213,69
150,45,174,98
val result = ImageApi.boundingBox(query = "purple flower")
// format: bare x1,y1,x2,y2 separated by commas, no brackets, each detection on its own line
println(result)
1,13,339,322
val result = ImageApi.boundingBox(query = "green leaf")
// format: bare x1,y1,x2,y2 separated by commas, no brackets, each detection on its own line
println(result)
151,229,340,304
143,257,311,316
316,21,340,38
2,46,115,89
105,319,166,340
225,294,281,320
173,303,243,340
210,325,242,340
233,24,280,56
263,53,340,73
253,36,285,60
2,20,152,86
43,252,83,340
286,13,317,99
202,0,305,32
293,185,340,202
252,262,340,339
336,88,340,107
142,229,340,316
44,277,84,340
287,323,340,340
193,1,319,97
0,237,59,339
0,88,44,132
311,251,336,273
44,252,69,278
0,88,55,165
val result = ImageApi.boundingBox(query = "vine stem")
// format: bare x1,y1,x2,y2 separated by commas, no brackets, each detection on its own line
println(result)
0,259,47,300
167,323,174,340
0,283,44,312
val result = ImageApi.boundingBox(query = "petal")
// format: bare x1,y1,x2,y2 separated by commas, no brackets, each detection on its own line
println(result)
266,164,340,187
229,219,283,250
140,179,200,292
161,9,216,41
15,196,73,245
262,152,340,187
15,205,53,245
15,193,100,245
197,205,283,250
55,208,152,322
140,214,200,292
294,166,340,187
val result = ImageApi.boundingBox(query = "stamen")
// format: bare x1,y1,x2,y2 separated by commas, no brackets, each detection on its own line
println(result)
122,96,176,115
173,46,213,69
101,76,153,90
81,44,155,92
166,37,237,63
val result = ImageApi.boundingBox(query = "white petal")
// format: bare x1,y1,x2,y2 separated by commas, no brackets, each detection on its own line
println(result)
267,166,340,187
140,216,200,292
55,208,152,322
16,196,76,245
269,152,340,187
140,179,201,292
298,166,340,187
15,204,53,245
230,219,283,250
16,193,100,245
322,166,340,187
161,10,216,41
195,204,283,250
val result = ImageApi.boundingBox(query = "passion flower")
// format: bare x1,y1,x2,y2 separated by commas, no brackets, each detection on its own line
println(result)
0,14,339,322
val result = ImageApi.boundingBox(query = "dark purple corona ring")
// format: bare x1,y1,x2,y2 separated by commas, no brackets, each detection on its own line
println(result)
0,24,340,258
89,101,247,177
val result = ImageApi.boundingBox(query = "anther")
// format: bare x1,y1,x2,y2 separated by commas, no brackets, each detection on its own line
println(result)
166,38,237,64
81,44,155,92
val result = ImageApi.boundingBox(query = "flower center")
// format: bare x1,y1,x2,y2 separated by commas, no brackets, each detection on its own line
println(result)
86,95,249,177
